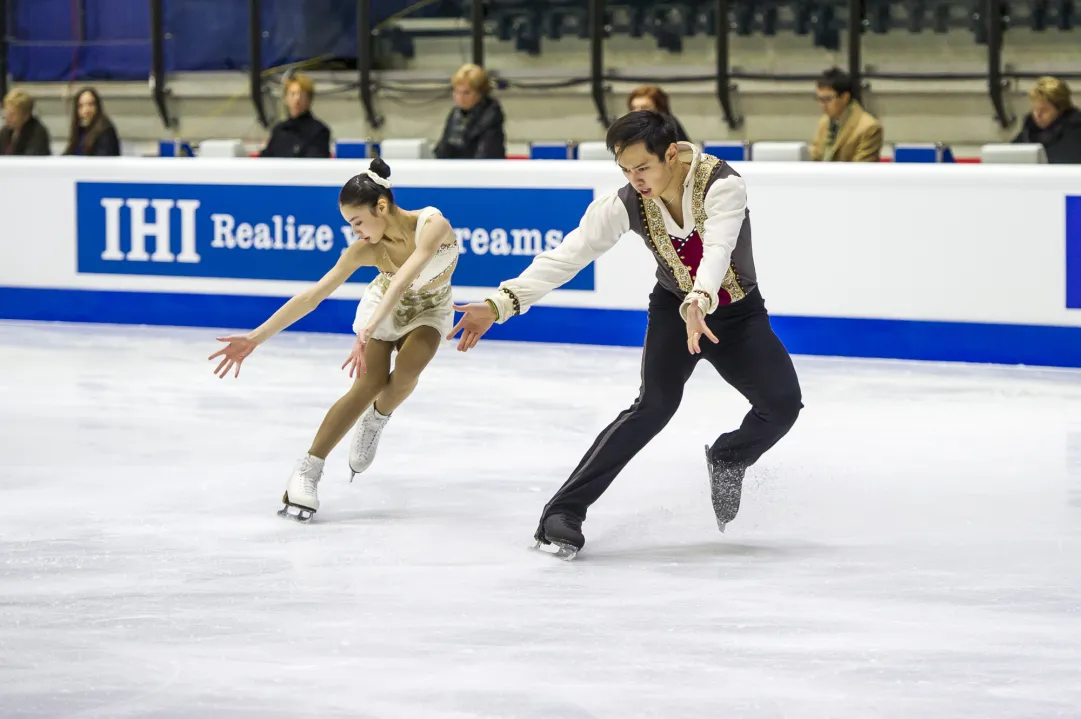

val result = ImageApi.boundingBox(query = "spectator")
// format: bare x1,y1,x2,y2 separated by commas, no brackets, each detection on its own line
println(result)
260,73,332,158
810,68,882,162
63,87,120,156
1,89,51,155
434,63,506,159
626,85,691,143
1012,76,1081,164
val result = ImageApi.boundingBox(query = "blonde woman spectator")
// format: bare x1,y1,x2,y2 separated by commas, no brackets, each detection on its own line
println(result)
1012,76,1081,164
260,73,331,158
1,89,51,155
434,63,506,159
810,68,882,162
63,87,120,156
626,85,690,142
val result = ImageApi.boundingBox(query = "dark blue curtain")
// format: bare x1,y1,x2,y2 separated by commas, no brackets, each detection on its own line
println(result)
7,0,438,81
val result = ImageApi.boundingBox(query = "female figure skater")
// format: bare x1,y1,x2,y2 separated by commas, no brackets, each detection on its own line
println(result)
208,158,459,521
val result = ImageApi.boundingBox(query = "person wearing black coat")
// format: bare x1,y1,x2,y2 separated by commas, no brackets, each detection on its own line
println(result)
1012,76,1081,164
2,89,51,155
627,85,691,144
260,73,332,159
63,87,120,156
434,63,506,160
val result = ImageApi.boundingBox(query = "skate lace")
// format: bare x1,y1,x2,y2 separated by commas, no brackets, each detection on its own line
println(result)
356,414,387,455
297,457,321,493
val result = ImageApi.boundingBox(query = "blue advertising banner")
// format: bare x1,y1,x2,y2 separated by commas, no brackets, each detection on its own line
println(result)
75,182,596,290
1068,196,1081,309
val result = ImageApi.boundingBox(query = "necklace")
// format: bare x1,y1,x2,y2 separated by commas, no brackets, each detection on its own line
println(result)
659,163,689,208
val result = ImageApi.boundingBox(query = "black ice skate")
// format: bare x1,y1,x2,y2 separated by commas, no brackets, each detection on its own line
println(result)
705,445,745,533
532,512,585,561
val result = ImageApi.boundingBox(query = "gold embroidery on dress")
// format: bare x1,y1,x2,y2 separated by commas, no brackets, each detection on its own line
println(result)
415,241,460,291
370,272,452,331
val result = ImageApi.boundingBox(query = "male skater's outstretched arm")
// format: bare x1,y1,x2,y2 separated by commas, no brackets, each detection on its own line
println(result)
446,192,629,351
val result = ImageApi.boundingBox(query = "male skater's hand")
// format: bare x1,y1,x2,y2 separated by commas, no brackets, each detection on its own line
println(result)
684,303,719,355
447,303,496,352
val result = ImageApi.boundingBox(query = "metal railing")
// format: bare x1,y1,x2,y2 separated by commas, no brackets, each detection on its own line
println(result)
249,0,270,129
329,0,1031,133
0,0,8,103
0,0,1045,134
357,0,384,129
149,0,174,131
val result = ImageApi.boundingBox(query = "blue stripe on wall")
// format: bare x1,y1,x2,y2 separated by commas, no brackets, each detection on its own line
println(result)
2,286,1080,368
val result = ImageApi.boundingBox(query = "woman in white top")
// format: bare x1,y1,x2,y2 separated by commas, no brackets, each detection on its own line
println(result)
208,158,458,521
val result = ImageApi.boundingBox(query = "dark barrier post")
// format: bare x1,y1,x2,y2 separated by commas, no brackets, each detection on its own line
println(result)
987,0,1013,128
0,0,9,103
589,0,610,129
848,0,864,102
471,0,484,67
149,0,174,130
358,0,383,128
249,0,270,129
716,0,741,129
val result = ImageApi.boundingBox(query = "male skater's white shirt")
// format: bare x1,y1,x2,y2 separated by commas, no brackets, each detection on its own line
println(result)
486,141,748,323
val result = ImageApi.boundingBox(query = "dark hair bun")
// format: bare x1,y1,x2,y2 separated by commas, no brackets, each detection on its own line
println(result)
369,157,392,180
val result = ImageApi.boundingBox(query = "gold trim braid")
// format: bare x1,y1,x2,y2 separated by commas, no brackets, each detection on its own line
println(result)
638,154,746,305
690,156,745,304
641,194,693,293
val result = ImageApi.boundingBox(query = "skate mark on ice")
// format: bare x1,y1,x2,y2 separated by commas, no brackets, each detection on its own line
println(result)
577,540,835,566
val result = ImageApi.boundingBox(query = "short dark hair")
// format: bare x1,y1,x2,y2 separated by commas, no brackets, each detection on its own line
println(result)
817,67,853,96
338,157,394,208
605,110,679,161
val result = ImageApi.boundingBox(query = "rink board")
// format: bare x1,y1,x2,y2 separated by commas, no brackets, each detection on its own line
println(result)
1,157,1081,367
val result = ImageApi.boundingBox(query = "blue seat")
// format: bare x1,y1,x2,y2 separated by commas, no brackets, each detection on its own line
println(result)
893,143,955,163
159,140,194,157
702,141,748,162
335,140,379,159
530,142,576,160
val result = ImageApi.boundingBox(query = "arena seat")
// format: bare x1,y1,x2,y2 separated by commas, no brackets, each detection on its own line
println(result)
980,143,1048,164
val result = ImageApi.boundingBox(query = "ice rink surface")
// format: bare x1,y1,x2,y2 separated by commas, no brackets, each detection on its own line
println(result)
1,319,1079,719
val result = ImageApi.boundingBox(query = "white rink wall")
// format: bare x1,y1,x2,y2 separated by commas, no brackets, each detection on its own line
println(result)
1,157,1080,367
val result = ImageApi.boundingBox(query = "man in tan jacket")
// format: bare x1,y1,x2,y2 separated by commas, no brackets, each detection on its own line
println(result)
811,67,883,162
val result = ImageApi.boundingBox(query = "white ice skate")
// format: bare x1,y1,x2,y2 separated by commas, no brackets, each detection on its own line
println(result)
278,455,324,522
348,404,390,480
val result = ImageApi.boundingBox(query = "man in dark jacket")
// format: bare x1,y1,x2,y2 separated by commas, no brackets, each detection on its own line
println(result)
260,73,331,159
1012,76,1081,164
1,89,51,156
434,63,506,159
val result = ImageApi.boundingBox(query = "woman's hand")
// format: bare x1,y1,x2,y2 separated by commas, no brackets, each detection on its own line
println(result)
209,335,259,378
342,328,372,377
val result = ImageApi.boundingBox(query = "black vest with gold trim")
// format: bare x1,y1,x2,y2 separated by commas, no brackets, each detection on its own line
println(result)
617,153,758,307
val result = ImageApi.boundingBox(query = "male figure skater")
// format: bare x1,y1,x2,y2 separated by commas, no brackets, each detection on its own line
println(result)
449,111,803,559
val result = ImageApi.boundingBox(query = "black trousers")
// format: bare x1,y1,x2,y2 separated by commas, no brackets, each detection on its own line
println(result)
538,283,803,525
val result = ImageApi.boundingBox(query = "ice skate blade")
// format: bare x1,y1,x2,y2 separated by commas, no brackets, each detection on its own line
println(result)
278,504,315,523
532,539,579,561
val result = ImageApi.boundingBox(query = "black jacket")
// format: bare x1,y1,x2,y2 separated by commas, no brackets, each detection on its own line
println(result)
1,116,51,155
260,111,332,158
669,114,691,144
434,96,506,159
66,123,120,156
1012,107,1081,164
